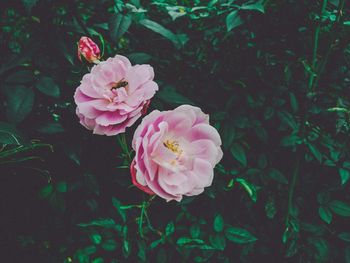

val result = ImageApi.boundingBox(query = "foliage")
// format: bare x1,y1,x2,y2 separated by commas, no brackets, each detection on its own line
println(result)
1,0,350,262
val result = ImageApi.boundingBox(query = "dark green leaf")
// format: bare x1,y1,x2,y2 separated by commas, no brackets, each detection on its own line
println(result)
209,234,226,250
329,200,350,217
226,10,243,32
56,181,68,193
109,13,132,42
37,122,65,134
35,76,60,98
6,70,35,84
127,52,152,64
268,168,289,184
236,178,257,202
165,222,175,236
318,206,332,224
308,143,322,163
89,233,102,245
139,19,187,48
213,214,224,232
112,197,127,222
240,1,265,13
230,143,247,166
225,226,257,244
339,168,350,185
0,122,25,145
101,239,117,251
338,232,350,242
6,86,34,124
78,218,116,228
157,86,194,105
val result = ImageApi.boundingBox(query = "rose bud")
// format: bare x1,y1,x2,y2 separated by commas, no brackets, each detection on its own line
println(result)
77,36,101,64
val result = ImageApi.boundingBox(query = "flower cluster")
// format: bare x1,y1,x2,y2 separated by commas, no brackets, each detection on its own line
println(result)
74,37,222,201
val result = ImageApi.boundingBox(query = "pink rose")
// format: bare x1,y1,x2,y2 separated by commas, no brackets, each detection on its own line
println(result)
77,36,101,63
131,105,223,201
74,55,158,135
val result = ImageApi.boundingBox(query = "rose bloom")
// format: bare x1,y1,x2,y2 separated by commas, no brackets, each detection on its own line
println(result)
77,36,101,63
131,105,223,201
74,55,158,135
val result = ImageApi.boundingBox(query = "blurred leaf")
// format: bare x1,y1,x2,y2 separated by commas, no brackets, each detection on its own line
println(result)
339,168,350,185
35,76,60,98
318,206,332,224
109,13,132,42
268,168,288,184
230,143,247,166
6,70,35,84
225,226,257,244
165,221,175,236
308,143,322,163
213,214,224,232
236,178,257,202
226,10,243,32
338,233,350,242
139,19,188,48
329,200,350,217
37,122,65,134
89,233,102,245
157,86,194,105
22,0,38,12
209,234,226,250
78,218,116,228
101,239,117,251
240,1,265,13
56,181,68,193
39,184,53,199
127,52,152,64
0,121,25,145
6,86,34,124
112,197,127,223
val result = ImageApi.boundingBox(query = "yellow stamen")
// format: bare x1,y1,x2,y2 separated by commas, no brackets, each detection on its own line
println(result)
163,140,183,155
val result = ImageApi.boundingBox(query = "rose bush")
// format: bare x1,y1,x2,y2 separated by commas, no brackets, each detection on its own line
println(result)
131,105,223,201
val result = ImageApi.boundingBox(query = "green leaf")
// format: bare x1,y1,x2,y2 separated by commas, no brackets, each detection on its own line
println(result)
157,86,194,105
209,234,226,250
92,258,104,263
139,19,187,48
22,0,38,12
78,218,116,228
35,76,60,98
165,222,175,236
289,92,298,112
39,184,53,199
190,225,200,239
230,143,247,166
339,168,350,185
221,121,235,150
268,168,288,184
213,214,224,232
308,143,322,163
109,13,132,42
101,239,117,251
329,200,350,217
56,181,68,193
0,121,25,145
318,206,332,224
177,237,205,246
240,1,265,13
89,233,102,245
37,122,65,134
6,70,35,84
236,178,257,202
225,226,257,244
127,52,152,64
338,233,350,242
112,197,127,222
346,245,350,263
226,10,243,32
6,86,34,124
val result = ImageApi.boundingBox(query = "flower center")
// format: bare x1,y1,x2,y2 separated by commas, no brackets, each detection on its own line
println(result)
111,78,128,90
163,139,183,155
